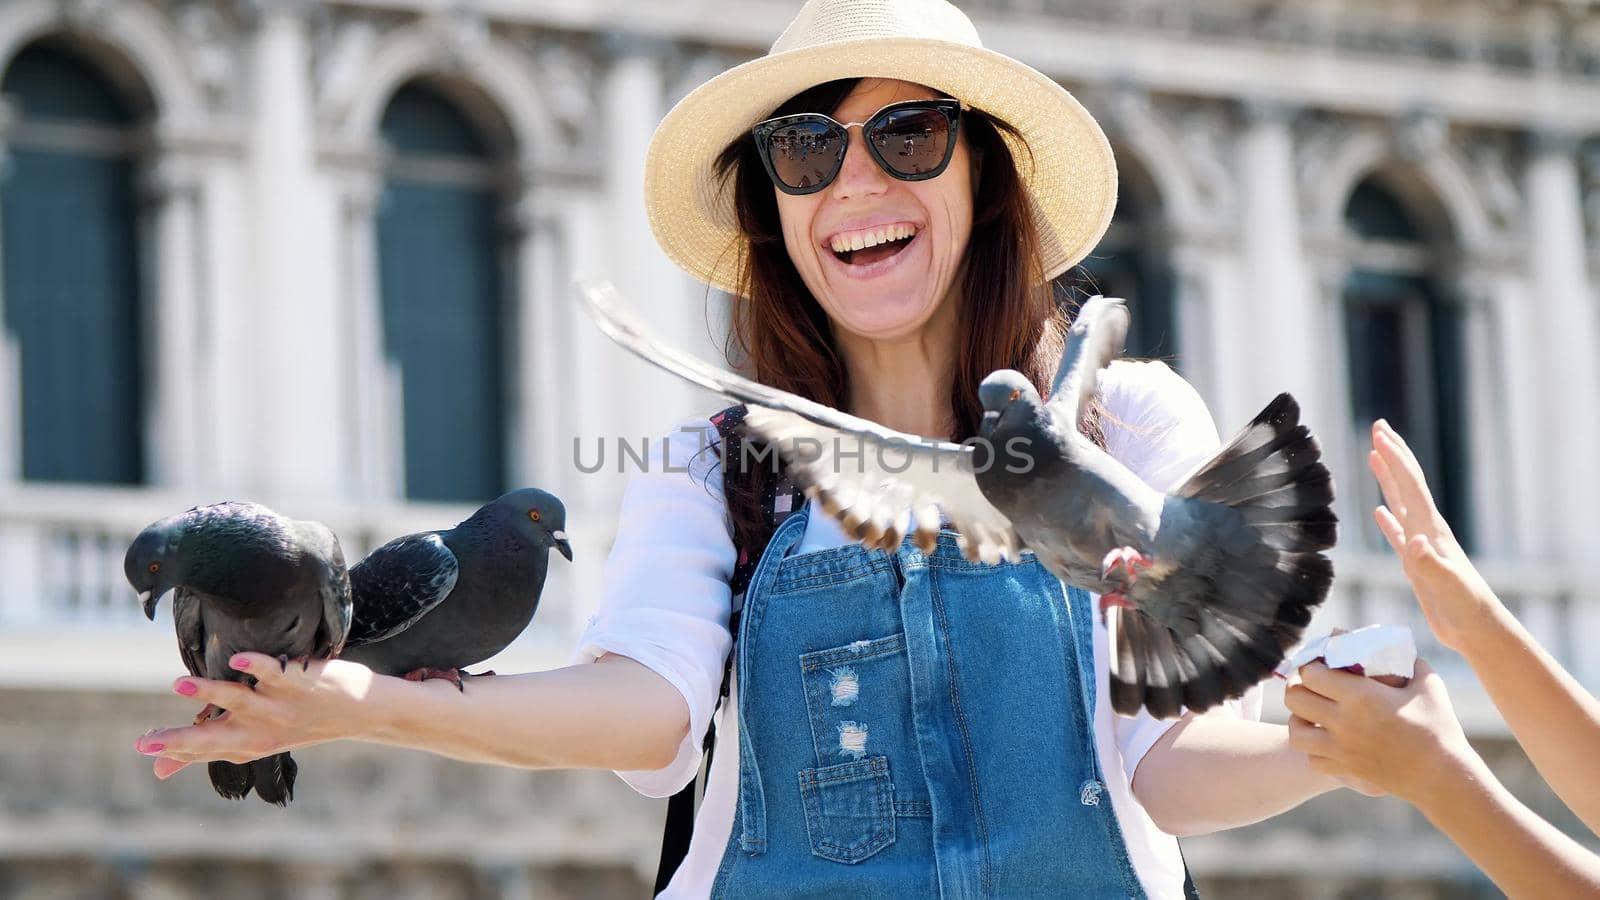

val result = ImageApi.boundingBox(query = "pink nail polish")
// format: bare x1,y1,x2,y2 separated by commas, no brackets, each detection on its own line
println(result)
175,680,198,696
141,742,165,754
230,656,250,670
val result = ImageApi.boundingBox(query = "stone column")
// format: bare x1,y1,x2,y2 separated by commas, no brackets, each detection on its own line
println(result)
246,0,343,499
1236,101,1323,422
333,166,400,501
0,98,18,484
506,177,571,495
600,31,706,438
1527,129,1600,568
138,152,206,491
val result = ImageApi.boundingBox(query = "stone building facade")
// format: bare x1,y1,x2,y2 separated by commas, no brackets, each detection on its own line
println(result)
0,0,1597,896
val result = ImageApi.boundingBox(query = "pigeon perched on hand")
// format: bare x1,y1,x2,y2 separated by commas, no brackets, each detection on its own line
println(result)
578,279,1336,719
125,501,353,805
338,488,572,687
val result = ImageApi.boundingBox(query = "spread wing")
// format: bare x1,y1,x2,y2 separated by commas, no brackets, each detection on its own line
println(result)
1047,295,1129,424
346,532,459,647
578,278,1024,563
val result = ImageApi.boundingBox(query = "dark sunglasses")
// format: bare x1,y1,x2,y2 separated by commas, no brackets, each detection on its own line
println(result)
751,98,963,195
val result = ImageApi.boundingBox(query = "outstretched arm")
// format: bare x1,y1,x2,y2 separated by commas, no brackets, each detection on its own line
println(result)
1369,419,1600,836
137,652,688,777
1287,659,1600,898
1130,711,1353,836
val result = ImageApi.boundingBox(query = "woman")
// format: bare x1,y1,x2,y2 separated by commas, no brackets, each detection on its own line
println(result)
137,1,1360,896
1286,420,1600,897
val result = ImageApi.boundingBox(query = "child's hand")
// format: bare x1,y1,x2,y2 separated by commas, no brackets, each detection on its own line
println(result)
1286,658,1478,806
1368,420,1503,654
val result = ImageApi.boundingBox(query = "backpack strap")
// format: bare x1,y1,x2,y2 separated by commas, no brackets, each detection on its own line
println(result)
654,404,804,895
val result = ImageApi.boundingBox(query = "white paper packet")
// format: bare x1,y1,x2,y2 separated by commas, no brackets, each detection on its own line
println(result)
1275,624,1418,681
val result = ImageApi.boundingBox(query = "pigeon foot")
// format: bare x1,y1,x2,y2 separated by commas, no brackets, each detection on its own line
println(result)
193,703,225,725
276,654,312,673
403,667,466,692
1100,547,1153,583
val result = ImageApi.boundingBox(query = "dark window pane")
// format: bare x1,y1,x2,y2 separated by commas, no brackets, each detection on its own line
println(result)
1343,265,1473,552
1070,170,1179,366
377,82,506,503
1344,179,1424,242
380,83,490,158
0,46,144,485
2,43,135,124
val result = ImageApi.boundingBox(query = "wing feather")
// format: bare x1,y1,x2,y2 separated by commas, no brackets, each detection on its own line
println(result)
1046,296,1130,425
578,278,1024,561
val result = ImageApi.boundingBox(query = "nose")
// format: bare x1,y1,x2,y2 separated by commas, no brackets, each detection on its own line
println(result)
829,124,890,202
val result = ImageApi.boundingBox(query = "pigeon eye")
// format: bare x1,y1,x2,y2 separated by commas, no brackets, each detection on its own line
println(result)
528,510,542,522
1009,388,1020,401
148,563,161,574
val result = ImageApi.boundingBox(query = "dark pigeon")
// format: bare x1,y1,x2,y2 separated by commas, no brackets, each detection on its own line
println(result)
338,488,572,687
125,501,353,805
578,280,1336,719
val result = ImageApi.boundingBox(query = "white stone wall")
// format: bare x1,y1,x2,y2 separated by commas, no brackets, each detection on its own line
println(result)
0,0,1596,894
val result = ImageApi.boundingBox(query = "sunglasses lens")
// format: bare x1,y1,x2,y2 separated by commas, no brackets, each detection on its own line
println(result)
763,120,846,191
870,107,952,177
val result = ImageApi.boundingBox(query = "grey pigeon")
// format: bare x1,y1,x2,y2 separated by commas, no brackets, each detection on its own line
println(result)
338,488,572,687
577,279,1336,719
125,501,353,804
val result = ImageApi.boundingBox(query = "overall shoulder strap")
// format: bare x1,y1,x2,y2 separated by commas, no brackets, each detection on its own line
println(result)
655,403,804,895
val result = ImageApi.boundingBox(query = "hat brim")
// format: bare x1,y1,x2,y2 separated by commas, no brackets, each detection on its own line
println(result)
644,36,1118,296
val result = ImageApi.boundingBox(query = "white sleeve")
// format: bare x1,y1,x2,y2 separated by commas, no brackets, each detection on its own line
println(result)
1095,361,1266,784
568,417,737,798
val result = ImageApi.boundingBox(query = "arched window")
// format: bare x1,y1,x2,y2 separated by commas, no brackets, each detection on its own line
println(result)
1071,160,1178,366
1342,176,1473,551
376,80,510,503
0,41,146,484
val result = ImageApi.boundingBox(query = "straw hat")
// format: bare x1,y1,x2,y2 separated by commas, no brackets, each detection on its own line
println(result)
643,0,1118,296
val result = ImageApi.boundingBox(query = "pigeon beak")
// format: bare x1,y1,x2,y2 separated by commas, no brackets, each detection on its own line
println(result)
139,590,157,621
552,530,573,561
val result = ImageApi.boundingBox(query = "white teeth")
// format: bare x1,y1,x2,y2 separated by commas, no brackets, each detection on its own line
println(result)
829,225,918,256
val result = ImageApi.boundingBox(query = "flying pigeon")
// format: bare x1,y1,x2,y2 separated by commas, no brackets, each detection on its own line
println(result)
125,501,353,805
338,488,572,687
577,279,1337,719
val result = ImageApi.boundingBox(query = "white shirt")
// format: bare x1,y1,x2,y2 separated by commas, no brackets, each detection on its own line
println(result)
571,360,1262,899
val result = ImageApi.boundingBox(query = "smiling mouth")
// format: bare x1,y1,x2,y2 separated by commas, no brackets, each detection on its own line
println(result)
829,225,919,267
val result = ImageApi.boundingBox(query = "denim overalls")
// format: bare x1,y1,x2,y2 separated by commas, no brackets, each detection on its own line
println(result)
710,502,1146,898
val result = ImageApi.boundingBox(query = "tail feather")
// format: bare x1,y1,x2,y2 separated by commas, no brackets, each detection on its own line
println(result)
1114,392,1336,718
249,752,297,806
206,753,297,806
208,761,253,800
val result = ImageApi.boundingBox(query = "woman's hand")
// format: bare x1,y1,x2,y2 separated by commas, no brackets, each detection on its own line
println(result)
1284,658,1478,806
1367,419,1503,653
135,652,382,779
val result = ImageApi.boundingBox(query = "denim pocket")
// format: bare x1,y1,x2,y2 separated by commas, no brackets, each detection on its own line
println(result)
798,633,914,766
797,756,896,864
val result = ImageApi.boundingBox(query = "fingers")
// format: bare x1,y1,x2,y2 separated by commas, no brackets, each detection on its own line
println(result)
1283,682,1339,723
1372,505,1406,553
1373,424,1441,529
175,676,259,715
137,717,273,766
1368,447,1407,523
153,757,190,780
1297,660,1373,702
1287,714,1332,755
227,652,287,684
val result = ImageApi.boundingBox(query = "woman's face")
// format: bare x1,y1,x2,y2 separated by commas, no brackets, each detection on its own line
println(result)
774,79,973,342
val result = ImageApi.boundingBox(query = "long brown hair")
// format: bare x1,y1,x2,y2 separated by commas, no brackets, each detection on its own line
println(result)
709,78,1103,551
